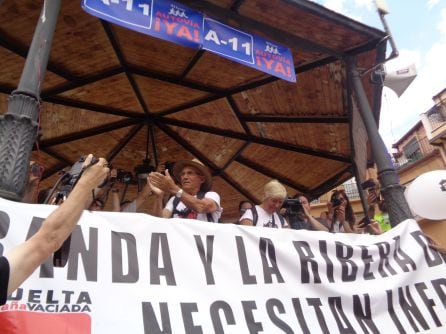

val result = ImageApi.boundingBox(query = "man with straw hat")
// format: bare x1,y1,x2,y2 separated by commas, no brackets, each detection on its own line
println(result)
148,159,222,222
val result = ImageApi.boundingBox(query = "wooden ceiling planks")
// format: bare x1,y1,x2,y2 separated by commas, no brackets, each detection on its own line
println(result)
134,75,211,113
247,122,351,155
58,73,144,113
50,2,121,77
38,102,127,141
168,98,245,132
238,143,348,187
237,0,381,52
112,24,198,76
0,48,67,91
232,65,345,117
165,126,246,169
185,52,269,89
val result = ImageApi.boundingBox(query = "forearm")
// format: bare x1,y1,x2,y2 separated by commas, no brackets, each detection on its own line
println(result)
111,192,121,211
180,191,216,213
308,216,328,232
40,180,93,250
152,195,165,217
5,179,93,295
134,184,153,208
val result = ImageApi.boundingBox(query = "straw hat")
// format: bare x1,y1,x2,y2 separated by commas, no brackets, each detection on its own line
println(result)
172,159,213,192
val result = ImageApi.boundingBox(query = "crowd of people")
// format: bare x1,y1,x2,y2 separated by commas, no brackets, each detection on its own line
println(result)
3,153,441,307
23,156,389,235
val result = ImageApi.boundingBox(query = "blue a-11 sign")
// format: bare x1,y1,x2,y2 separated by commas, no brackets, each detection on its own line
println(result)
82,0,296,82
203,18,296,82
202,18,254,65
82,0,202,48
83,0,154,34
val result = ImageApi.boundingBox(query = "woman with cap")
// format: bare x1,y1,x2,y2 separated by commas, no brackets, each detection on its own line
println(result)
239,180,289,228
148,159,222,223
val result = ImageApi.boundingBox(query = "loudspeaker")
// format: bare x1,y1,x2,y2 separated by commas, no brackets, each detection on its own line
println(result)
383,63,417,97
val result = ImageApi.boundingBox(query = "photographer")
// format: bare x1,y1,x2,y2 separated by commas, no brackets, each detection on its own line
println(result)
285,194,328,231
327,189,355,233
110,168,153,213
1,154,109,305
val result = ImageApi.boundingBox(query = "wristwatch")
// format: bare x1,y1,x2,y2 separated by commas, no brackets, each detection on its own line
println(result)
175,188,183,198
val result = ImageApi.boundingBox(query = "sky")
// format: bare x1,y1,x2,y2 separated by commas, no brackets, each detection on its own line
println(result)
311,0,446,151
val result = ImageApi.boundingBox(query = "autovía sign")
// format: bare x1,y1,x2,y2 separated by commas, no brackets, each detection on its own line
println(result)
82,0,296,82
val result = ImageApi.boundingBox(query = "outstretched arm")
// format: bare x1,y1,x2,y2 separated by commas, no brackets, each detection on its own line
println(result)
5,154,109,295
302,204,328,232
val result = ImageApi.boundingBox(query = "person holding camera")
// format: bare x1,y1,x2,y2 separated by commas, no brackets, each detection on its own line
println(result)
0,154,109,305
109,168,153,213
286,194,328,231
148,159,222,223
239,180,289,228
326,189,355,233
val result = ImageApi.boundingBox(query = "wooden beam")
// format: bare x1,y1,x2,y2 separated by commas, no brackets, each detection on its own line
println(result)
236,156,309,193
39,118,140,147
155,117,351,163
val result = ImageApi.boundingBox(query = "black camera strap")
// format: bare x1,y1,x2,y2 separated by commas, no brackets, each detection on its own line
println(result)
172,191,214,222
250,206,286,228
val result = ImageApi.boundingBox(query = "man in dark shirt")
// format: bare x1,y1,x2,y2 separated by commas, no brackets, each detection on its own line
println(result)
0,154,109,305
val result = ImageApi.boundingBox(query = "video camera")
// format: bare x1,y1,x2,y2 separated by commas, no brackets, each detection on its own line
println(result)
282,197,304,216
44,156,95,204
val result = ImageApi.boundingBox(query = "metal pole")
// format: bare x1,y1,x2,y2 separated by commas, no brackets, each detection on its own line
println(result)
346,56,413,226
0,0,61,201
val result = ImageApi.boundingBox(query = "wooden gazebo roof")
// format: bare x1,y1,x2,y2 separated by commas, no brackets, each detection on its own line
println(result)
0,0,386,221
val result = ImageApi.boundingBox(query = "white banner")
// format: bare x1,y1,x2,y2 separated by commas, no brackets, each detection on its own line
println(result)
0,198,445,333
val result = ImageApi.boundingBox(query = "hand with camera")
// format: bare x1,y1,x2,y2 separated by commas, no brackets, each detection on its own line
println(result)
75,155,110,197
356,217,382,235
2,154,109,301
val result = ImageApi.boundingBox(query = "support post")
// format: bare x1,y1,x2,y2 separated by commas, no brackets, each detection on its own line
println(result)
346,56,412,226
0,0,62,201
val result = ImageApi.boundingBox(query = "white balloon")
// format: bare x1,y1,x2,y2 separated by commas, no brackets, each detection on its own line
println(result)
405,170,446,220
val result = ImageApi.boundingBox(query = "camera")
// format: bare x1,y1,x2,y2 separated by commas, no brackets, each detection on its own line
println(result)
116,169,133,184
330,194,342,207
62,156,90,187
282,197,304,216
361,179,376,190
45,156,102,204
164,161,175,172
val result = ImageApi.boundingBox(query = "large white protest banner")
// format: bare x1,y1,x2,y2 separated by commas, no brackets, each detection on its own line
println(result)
0,198,445,333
